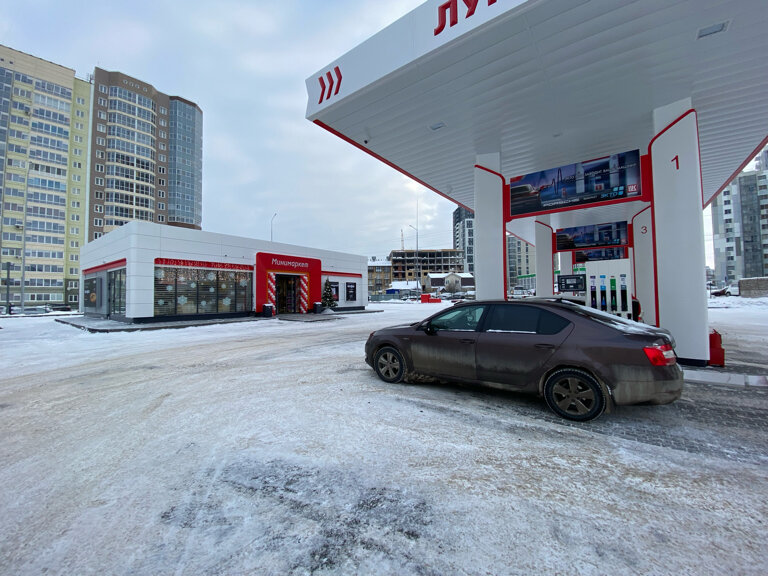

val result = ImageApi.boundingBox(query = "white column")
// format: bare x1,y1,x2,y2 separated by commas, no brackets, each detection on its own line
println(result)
651,99,709,364
474,153,506,300
535,219,554,297
631,208,656,326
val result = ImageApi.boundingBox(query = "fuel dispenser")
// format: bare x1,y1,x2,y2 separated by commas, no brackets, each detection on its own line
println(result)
565,259,635,320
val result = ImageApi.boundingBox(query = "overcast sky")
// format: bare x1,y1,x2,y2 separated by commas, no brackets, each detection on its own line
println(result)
3,0,456,258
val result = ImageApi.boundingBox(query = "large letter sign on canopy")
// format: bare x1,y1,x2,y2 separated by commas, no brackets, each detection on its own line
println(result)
509,150,642,218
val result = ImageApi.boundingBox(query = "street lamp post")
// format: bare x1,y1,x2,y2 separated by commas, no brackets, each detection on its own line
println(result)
270,212,278,242
408,224,419,291
3,262,11,314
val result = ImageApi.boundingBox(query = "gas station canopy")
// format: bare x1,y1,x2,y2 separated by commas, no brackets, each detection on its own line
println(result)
306,0,768,240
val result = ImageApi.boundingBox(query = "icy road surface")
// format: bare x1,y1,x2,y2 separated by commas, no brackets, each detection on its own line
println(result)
1,301,767,575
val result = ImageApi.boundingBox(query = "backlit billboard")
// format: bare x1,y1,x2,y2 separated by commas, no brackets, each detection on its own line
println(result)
509,150,642,217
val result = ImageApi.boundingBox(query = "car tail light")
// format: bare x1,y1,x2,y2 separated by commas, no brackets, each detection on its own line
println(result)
643,343,677,366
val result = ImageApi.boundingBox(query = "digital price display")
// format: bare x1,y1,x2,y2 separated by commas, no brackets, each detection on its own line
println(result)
558,274,587,293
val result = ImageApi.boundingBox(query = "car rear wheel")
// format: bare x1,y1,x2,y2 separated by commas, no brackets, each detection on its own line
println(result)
373,346,405,383
543,368,606,421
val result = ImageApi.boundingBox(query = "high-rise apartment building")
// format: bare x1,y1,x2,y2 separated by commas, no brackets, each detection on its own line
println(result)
711,167,768,284
89,68,203,241
1,46,203,310
168,97,203,228
453,206,474,274
0,45,89,308
507,235,536,290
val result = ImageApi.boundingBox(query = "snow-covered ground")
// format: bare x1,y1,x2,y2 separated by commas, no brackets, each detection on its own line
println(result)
1,300,766,575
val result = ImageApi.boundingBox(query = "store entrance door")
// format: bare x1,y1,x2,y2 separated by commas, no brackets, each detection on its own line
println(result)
276,275,300,314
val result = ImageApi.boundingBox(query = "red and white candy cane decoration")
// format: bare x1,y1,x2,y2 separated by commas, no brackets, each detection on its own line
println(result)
300,275,309,314
267,272,277,313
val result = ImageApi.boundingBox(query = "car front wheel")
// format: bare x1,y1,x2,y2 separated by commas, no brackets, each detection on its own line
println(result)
373,346,406,383
543,368,606,421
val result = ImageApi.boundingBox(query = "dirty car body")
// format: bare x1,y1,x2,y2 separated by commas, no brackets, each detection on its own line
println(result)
365,299,683,421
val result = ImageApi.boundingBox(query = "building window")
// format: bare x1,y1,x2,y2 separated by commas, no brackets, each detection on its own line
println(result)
346,283,357,302
94,205,104,213
94,218,103,227
153,268,253,316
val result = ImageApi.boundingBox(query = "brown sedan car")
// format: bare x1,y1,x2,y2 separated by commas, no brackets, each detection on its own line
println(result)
364,299,683,421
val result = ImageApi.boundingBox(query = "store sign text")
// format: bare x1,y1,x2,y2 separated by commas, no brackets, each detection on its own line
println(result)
434,0,498,36
272,258,309,270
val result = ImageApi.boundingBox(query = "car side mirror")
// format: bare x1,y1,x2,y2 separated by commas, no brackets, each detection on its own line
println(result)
422,322,437,336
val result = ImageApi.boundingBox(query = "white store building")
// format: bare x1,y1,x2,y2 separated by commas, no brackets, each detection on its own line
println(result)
79,222,367,322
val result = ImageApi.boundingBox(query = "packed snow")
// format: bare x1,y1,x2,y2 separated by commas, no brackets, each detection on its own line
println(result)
1,299,766,575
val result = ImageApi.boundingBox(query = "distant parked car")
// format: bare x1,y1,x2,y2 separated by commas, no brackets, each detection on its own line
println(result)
365,298,683,422
510,286,530,299
711,284,739,297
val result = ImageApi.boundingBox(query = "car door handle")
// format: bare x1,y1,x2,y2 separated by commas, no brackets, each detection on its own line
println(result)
459,339,475,344
535,343,555,349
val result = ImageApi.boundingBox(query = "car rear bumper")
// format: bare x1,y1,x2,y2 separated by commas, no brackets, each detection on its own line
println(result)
611,369,684,406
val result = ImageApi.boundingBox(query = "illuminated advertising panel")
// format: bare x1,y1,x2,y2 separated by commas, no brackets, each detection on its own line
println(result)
556,222,628,251
509,150,641,217
574,248,627,263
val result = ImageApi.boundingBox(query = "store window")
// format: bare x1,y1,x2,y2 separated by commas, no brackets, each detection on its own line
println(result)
108,268,126,317
153,267,253,316
346,282,357,302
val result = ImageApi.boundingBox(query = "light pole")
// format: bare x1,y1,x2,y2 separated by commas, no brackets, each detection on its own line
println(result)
19,154,31,312
408,224,419,291
3,262,11,314
270,212,278,242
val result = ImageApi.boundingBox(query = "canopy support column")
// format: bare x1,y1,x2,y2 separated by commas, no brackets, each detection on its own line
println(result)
474,153,506,300
651,98,709,365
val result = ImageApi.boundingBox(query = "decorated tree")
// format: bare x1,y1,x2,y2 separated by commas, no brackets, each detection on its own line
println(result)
322,279,337,309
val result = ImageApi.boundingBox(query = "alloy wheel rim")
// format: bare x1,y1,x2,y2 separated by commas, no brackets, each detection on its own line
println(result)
378,352,400,379
552,377,595,415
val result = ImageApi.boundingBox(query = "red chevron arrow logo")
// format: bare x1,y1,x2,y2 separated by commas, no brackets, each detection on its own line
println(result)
318,66,343,104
